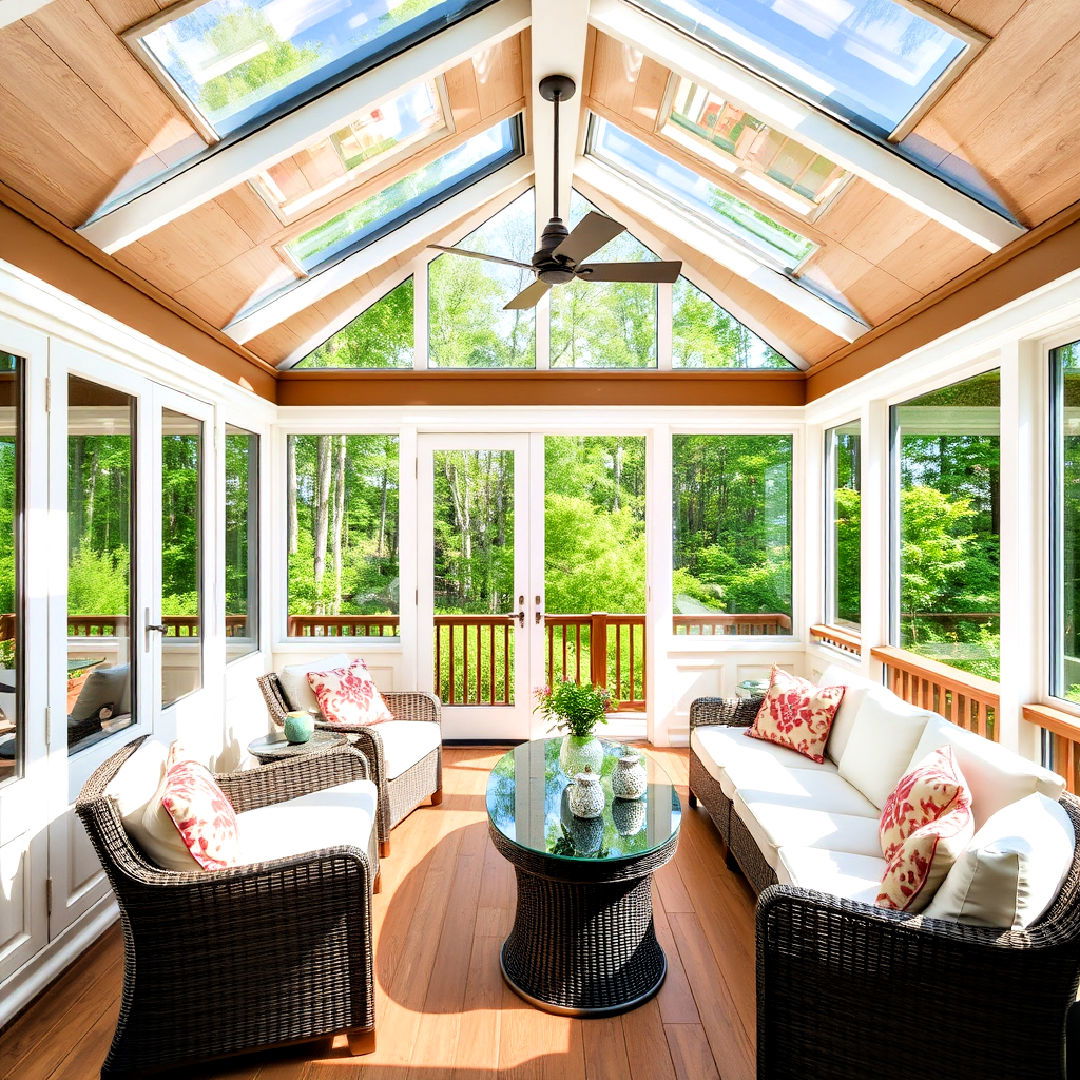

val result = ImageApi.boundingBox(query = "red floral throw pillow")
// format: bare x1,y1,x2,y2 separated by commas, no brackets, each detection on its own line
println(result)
307,657,393,727
745,667,845,764
160,754,239,871
876,746,973,912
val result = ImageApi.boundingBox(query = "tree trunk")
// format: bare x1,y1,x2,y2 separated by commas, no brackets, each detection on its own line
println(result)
287,437,298,557
378,462,389,559
313,436,332,614
331,436,346,613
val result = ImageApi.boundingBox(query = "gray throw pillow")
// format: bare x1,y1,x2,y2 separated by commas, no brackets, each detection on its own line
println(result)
70,664,131,724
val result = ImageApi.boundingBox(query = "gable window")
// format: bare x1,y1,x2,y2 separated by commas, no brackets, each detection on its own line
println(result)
1052,341,1080,704
298,278,414,368
826,420,861,632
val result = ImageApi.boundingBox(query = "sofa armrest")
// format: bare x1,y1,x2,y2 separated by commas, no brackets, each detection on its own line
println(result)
690,696,760,729
215,745,371,814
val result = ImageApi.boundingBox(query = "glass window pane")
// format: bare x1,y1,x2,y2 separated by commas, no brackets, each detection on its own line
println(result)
0,355,20,784
893,370,1000,678
589,116,815,270
827,420,861,631
287,435,399,638
161,409,203,707
428,189,535,369
550,192,656,369
135,0,487,136
633,0,967,136
672,435,793,635
1054,342,1080,703
298,277,414,368
672,276,792,368
225,425,258,660
284,117,521,273
68,376,135,754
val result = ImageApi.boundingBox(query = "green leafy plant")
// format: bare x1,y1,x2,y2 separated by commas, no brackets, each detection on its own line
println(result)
534,680,612,738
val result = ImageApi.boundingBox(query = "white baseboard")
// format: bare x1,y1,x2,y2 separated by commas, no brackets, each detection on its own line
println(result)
0,894,118,1030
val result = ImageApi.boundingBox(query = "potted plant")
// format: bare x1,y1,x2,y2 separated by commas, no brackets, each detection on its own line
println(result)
535,680,612,776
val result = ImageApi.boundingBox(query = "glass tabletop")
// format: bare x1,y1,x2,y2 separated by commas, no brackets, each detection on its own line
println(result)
486,738,681,862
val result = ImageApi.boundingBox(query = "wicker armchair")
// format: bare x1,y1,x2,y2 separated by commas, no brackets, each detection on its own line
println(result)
76,737,379,1078
258,673,442,856
689,696,1080,1080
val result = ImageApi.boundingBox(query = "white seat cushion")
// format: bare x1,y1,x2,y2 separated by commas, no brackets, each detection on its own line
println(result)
235,779,377,865
725,756,878,817
908,716,1065,829
279,654,349,713
924,793,1075,929
373,720,442,781
817,664,882,764
837,690,934,808
733,799,883,869
691,726,836,797
776,847,887,905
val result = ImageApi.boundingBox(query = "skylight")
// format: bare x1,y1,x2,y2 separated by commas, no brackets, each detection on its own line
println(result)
632,0,969,137
253,80,449,220
587,117,815,271
127,0,488,138
662,77,847,216
283,116,522,274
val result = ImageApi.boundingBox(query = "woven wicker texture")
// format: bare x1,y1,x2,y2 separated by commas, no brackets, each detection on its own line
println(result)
258,673,443,845
76,737,378,1077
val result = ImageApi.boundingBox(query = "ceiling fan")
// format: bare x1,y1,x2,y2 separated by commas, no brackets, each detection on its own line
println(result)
427,74,682,310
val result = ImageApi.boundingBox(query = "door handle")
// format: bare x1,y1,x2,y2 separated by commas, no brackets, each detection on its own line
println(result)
535,595,543,624
147,623,169,634
517,596,525,628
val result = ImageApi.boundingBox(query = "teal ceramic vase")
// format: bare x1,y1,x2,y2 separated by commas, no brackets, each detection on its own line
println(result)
283,710,315,745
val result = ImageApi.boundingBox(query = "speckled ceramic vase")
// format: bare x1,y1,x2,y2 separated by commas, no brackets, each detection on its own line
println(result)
567,768,605,819
611,797,647,836
559,733,604,777
611,749,647,799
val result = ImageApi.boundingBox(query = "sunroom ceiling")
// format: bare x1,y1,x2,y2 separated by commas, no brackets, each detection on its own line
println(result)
0,0,1077,374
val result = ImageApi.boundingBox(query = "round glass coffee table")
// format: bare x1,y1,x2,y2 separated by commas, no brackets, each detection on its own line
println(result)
486,738,681,1017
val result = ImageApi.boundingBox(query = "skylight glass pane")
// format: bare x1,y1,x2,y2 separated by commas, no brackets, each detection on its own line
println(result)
297,277,414,367
633,0,966,135
589,118,814,270
256,81,447,219
663,77,847,215
672,277,792,368
550,192,657,369
136,0,485,137
284,117,520,273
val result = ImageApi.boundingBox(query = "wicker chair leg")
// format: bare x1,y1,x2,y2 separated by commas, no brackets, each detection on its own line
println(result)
725,848,739,873
346,1028,377,1056
373,870,382,894
379,839,391,858
430,786,444,806
688,790,698,809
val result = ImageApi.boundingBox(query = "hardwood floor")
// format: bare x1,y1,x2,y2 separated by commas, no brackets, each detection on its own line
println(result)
0,747,757,1080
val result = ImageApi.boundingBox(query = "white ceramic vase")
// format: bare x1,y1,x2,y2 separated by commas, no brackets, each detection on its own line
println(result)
567,768,605,819
559,733,604,777
611,749,648,799
611,797,646,836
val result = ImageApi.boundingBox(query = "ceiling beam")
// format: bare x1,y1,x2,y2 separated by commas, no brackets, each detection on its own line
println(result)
589,0,1024,253
78,0,532,254
225,157,535,344
576,156,866,341
530,0,590,233
0,0,50,28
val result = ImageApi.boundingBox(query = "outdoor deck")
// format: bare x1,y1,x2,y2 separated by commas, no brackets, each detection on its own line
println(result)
0,747,756,1080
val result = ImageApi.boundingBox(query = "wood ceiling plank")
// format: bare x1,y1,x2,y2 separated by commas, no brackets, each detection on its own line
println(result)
85,0,159,35
173,247,299,327
246,324,305,361
947,0,1026,36
473,34,524,119
215,185,283,247
590,32,638,116
443,58,482,131
876,222,984,296
631,56,667,130
799,248,921,326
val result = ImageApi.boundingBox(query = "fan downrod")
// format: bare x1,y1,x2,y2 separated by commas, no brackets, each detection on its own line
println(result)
535,75,578,283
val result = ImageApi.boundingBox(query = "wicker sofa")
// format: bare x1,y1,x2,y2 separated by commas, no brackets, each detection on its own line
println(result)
689,668,1080,1080
77,737,380,1077
258,670,442,856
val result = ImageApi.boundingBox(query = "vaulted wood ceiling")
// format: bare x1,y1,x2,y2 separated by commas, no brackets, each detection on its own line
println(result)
0,0,1078,374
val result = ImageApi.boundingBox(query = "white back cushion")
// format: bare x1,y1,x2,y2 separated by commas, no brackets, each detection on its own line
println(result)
279,654,349,713
837,690,934,808
105,738,169,831
818,664,882,764
924,793,1075,929
909,716,1065,829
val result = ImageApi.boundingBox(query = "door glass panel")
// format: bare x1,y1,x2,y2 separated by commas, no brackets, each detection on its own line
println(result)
544,437,647,709
225,425,258,660
827,421,861,631
0,355,20,784
161,409,203,707
67,376,135,754
432,450,515,705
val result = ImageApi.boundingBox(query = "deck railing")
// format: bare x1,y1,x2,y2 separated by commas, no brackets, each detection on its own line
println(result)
809,624,863,657
546,614,646,710
673,613,791,635
287,615,400,638
61,615,248,638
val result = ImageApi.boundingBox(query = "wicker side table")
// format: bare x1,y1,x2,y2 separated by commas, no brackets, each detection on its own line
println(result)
248,730,347,764
486,738,681,1017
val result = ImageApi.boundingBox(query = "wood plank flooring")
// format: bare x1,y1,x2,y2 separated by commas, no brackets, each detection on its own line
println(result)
0,747,757,1080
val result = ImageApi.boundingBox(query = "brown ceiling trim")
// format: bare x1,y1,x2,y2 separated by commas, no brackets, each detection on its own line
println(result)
807,199,1080,401
0,185,277,401
277,369,807,407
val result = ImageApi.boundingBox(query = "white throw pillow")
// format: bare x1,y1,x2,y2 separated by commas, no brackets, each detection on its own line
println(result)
279,654,349,713
104,738,170,832
924,793,1075,929
837,690,934,808
818,664,882,764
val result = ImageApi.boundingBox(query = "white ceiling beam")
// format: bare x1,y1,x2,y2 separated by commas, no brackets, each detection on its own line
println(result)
0,0,51,27
589,0,1024,253
226,157,535,344
530,0,590,233
78,0,532,254
576,156,866,341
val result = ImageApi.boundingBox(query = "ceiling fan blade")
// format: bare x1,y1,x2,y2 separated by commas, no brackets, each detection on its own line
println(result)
553,213,625,265
575,261,683,284
427,244,534,271
503,279,552,310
